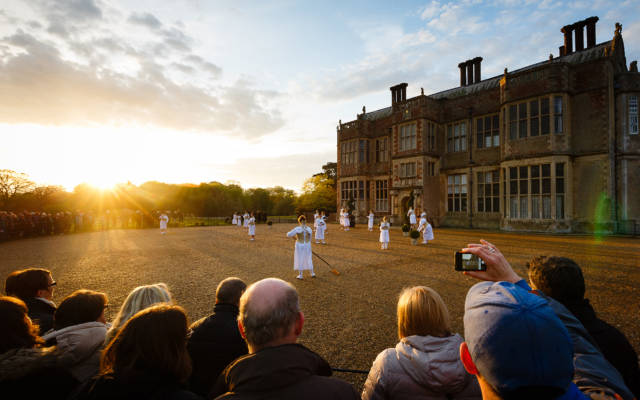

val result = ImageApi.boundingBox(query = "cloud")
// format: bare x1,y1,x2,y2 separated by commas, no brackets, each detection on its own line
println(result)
0,2,281,140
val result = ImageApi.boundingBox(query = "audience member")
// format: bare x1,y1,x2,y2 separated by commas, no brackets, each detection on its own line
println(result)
362,286,481,400
42,290,109,383
9,268,57,335
461,240,634,400
527,256,640,398
74,304,201,400
104,283,171,344
0,296,76,399
187,277,248,396
211,278,358,399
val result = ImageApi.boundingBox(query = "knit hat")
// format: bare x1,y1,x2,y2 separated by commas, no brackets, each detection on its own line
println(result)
463,281,574,395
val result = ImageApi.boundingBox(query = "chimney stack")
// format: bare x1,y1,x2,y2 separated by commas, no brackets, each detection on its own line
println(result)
561,24,574,54
473,57,483,83
574,21,586,51
466,61,473,86
585,16,599,48
458,62,467,86
390,83,408,105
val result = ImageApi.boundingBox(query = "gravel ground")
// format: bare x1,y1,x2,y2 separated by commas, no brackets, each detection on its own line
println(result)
1,223,638,391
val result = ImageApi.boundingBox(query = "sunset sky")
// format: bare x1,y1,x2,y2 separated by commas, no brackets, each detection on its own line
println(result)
1,0,638,192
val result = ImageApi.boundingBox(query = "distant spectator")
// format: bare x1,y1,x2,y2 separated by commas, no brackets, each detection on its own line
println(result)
42,290,109,383
0,296,76,399
75,304,201,400
461,240,634,400
211,278,358,399
527,256,640,398
187,277,248,396
362,286,481,400
104,283,172,344
9,267,57,335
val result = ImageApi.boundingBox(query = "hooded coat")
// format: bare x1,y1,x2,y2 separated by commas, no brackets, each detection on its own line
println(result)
362,334,481,400
42,321,108,383
211,343,358,400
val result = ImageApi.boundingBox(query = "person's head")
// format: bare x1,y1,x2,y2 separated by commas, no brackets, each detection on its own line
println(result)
54,290,108,330
107,283,172,343
526,256,585,307
8,268,55,300
321,211,325,216
298,215,306,225
101,304,191,383
0,296,43,353
4,270,22,296
238,278,302,353
460,281,573,400
382,216,387,222
397,286,451,340
215,277,247,306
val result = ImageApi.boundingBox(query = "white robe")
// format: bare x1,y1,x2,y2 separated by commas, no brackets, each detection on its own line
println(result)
232,214,237,225
236,216,242,227
248,217,256,235
286,225,313,270
313,213,320,230
243,213,250,227
315,218,326,240
342,211,350,228
418,217,434,242
379,222,390,243
159,215,169,230
408,209,417,225
367,213,375,230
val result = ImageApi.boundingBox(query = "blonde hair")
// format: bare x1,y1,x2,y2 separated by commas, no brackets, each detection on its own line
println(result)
105,283,172,344
397,286,451,339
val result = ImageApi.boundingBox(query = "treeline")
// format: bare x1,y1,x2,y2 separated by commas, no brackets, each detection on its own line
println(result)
0,164,337,217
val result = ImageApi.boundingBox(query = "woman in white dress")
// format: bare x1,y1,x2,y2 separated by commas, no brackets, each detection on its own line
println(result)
313,210,320,232
367,210,375,231
159,213,169,234
379,216,390,250
407,207,417,228
243,211,250,228
315,213,327,244
248,212,256,241
286,215,315,280
343,209,350,231
418,212,434,244
232,213,237,225
339,208,345,229
236,212,242,227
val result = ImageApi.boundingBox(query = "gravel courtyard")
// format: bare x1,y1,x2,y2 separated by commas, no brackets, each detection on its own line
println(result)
1,223,638,390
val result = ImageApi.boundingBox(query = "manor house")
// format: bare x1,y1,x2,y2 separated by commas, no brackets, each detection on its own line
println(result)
336,17,640,233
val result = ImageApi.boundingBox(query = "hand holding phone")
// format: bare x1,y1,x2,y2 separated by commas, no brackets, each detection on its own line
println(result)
455,251,487,271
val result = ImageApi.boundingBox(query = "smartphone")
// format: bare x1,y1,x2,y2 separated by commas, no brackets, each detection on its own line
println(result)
455,251,487,271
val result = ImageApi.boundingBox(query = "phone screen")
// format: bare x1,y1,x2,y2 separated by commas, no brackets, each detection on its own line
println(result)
455,252,487,271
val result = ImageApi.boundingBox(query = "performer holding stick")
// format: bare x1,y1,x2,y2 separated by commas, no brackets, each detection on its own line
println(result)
286,215,315,280
248,212,256,241
380,216,390,250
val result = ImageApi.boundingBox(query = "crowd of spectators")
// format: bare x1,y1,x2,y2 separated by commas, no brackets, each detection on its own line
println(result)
0,210,184,242
0,242,638,400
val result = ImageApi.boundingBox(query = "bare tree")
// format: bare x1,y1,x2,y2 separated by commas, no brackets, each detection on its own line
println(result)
0,169,35,208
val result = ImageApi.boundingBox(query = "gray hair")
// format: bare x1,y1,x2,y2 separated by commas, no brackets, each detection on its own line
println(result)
239,280,300,348
105,283,172,344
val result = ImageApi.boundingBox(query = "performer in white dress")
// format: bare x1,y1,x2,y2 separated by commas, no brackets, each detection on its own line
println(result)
236,212,242,227
367,210,375,231
418,212,434,244
407,207,417,228
247,212,256,241
339,208,344,229
232,213,237,225
286,215,315,279
159,213,169,234
343,209,350,231
315,213,327,244
313,210,320,232
379,216,390,250
243,211,250,228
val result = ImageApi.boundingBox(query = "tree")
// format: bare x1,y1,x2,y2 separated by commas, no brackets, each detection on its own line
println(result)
296,174,336,212
0,170,35,208
314,162,337,189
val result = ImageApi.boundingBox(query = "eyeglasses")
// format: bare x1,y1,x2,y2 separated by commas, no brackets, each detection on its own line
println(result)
48,281,57,287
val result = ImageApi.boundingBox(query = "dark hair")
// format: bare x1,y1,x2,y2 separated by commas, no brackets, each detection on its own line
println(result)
54,290,108,330
0,296,43,353
100,304,191,383
4,270,22,296
526,256,585,306
216,278,246,306
298,215,306,223
9,268,51,299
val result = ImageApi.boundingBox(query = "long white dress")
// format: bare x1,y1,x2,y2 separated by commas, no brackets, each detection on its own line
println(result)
159,214,169,230
315,218,326,242
243,213,250,227
313,212,320,231
232,214,237,225
286,226,314,270
379,222,390,243
248,217,256,236
343,211,350,230
408,209,417,225
236,215,242,227
424,223,434,242
367,213,375,230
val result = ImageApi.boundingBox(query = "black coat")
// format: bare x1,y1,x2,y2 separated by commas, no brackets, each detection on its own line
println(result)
568,299,640,398
23,297,56,335
187,303,248,396
73,372,202,400
211,343,359,400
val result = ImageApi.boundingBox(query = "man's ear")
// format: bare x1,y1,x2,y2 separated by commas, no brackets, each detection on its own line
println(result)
460,342,478,375
294,312,304,336
238,320,246,339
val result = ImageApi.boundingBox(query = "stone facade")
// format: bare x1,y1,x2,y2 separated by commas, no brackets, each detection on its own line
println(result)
336,18,640,233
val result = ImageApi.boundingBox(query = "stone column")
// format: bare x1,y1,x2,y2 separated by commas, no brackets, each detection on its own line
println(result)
574,21,585,51
458,62,467,86
585,16,599,48
561,25,573,54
